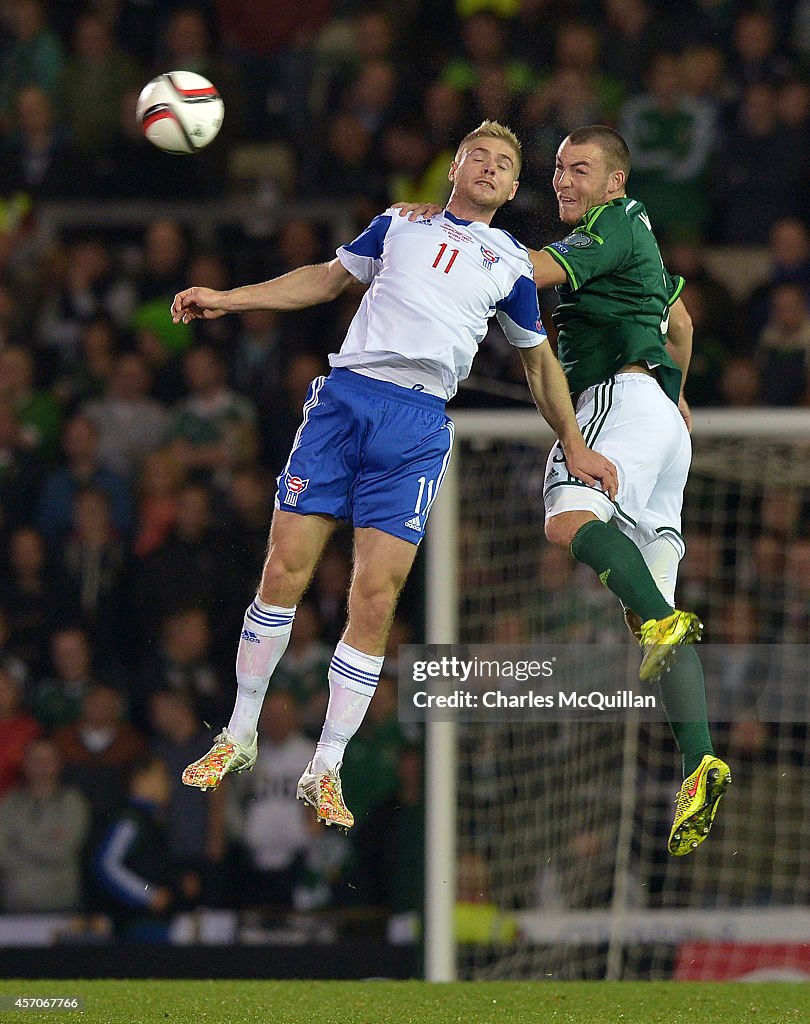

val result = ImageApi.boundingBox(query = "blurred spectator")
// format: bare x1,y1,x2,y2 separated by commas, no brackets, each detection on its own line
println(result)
0,606,29,690
36,413,134,545
52,316,119,414
529,543,579,640
761,486,803,543
0,398,45,529
311,110,386,212
620,52,715,240
382,123,452,207
0,663,40,795
138,607,226,728
132,449,185,559
776,80,810,212
130,218,190,308
220,465,275,630
0,280,25,350
28,625,98,731
729,9,793,95
270,601,331,736
533,20,624,123
226,308,290,409
0,345,62,461
756,283,810,406
340,57,399,141
94,756,183,939
37,236,126,362
678,531,723,629
340,674,412,827
441,12,534,106
0,737,89,912
61,11,142,159
747,532,787,644
784,535,810,643
746,218,810,338
680,44,731,128
227,691,317,909
164,344,258,489
310,540,351,647
719,82,790,245
0,85,82,200
677,282,730,407
55,486,130,665
213,0,333,144
0,526,60,676
83,352,169,480
258,350,328,478
422,80,466,155
54,683,146,825
718,356,760,408
665,238,743,351
149,689,226,895
353,744,424,915
600,0,670,95
131,482,225,645
0,0,66,129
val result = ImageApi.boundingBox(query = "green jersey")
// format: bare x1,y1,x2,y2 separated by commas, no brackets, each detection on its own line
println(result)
542,197,685,404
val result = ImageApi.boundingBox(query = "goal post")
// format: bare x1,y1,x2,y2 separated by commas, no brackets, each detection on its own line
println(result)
423,408,810,982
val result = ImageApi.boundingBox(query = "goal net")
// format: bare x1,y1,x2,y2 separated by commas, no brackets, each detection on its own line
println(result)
424,409,810,981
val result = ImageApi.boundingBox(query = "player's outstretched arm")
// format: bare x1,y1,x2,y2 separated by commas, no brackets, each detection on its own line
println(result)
528,248,568,289
171,258,355,323
519,343,618,499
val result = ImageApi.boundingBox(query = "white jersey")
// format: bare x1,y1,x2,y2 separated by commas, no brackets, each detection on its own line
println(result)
333,208,546,400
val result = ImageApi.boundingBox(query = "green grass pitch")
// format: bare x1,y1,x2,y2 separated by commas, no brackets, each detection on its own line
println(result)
0,980,807,1024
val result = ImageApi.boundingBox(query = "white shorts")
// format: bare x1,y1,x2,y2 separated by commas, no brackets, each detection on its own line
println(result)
544,373,691,602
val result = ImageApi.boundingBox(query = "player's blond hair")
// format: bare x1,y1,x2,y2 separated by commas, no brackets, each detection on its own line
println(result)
455,120,523,178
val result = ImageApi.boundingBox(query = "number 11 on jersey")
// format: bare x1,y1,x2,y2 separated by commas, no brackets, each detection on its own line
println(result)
432,243,459,274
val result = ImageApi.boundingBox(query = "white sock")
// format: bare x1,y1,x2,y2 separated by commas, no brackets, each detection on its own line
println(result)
227,597,296,744
312,641,384,773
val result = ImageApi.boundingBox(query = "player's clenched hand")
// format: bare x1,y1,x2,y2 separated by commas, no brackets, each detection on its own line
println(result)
171,287,228,324
391,201,444,221
564,444,619,500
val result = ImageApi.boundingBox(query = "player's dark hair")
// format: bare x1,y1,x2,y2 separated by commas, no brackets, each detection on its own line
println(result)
566,125,631,177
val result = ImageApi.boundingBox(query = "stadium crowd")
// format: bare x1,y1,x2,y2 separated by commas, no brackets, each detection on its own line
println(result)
1,0,810,935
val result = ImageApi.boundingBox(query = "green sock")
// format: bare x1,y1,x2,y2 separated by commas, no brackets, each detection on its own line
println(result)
657,646,714,778
570,521,673,621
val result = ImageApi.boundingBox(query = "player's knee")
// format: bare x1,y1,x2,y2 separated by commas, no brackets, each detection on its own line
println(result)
545,515,575,549
348,578,401,635
260,548,312,603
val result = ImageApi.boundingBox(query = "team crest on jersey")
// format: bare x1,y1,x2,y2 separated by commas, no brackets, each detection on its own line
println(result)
562,232,593,248
480,246,501,270
283,473,309,506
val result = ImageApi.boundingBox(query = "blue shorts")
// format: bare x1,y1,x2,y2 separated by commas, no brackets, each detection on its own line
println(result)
275,369,454,544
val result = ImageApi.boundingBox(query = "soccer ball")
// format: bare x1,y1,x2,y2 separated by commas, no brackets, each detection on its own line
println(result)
136,71,224,155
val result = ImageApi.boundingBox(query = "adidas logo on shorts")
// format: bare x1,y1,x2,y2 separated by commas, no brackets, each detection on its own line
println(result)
404,516,422,531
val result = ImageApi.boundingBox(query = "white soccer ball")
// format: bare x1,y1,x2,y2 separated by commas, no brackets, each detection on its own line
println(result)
136,71,224,155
